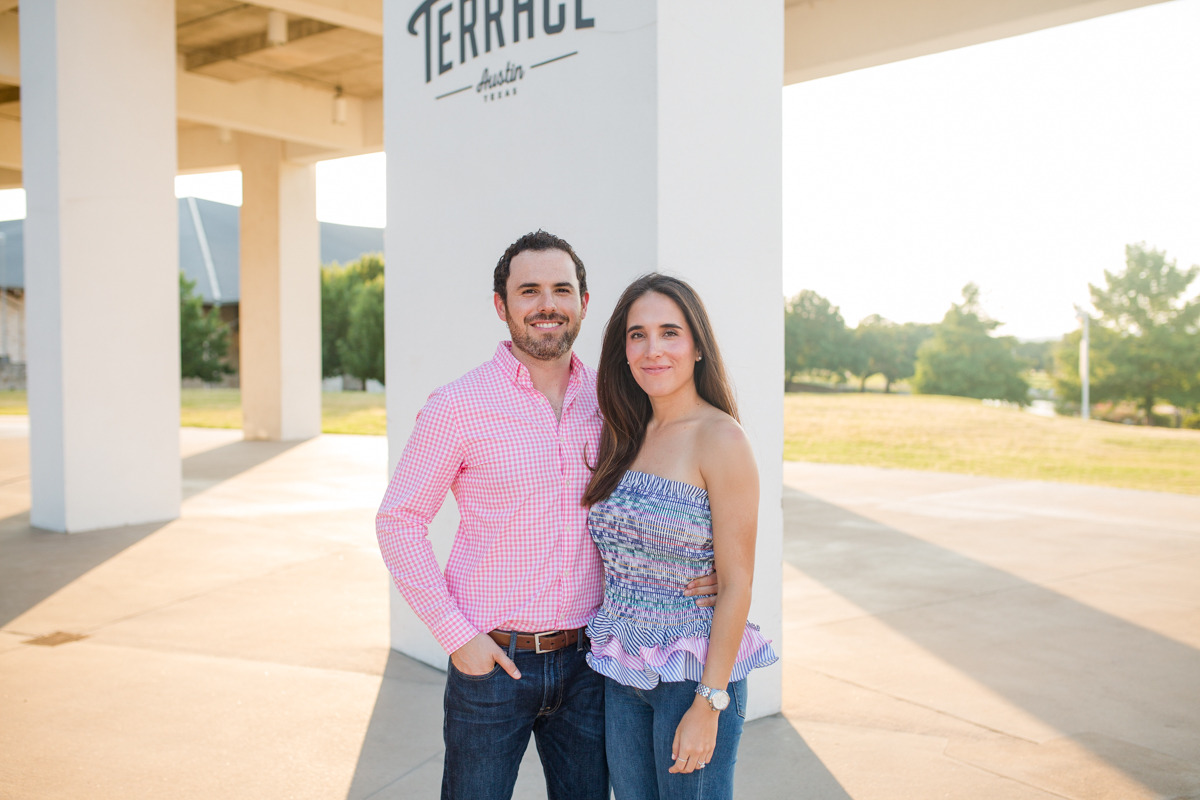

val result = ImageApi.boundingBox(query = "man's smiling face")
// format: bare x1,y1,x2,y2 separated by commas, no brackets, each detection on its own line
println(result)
494,248,589,362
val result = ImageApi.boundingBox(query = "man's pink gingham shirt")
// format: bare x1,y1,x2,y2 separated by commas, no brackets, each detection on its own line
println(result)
376,342,605,654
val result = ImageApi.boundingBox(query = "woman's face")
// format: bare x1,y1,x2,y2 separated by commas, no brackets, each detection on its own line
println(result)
625,291,700,399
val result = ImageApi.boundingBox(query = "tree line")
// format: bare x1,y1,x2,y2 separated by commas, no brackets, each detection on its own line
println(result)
785,281,1030,403
182,243,1199,425
179,253,386,389
785,243,1200,425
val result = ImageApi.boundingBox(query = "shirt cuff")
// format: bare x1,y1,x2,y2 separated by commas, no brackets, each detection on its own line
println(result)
431,612,482,655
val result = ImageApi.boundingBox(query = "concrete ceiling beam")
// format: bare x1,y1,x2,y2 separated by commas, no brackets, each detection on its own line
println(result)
247,0,383,36
0,12,18,85
186,18,338,71
177,125,240,174
784,0,1174,85
176,65,382,154
0,115,19,171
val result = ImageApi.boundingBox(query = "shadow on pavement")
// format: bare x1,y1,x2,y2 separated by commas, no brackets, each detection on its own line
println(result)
0,437,304,629
181,438,304,500
735,714,854,799
345,651,851,800
782,485,1200,796
345,650,448,800
0,512,167,629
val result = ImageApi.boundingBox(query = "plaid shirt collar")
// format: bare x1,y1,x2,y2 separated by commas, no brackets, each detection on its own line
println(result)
493,341,588,405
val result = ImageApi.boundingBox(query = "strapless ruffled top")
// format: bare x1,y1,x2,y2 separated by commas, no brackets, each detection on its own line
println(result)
585,470,778,690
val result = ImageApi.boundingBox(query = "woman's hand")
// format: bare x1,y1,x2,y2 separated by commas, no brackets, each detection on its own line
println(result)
669,695,719,774
683,569,719,608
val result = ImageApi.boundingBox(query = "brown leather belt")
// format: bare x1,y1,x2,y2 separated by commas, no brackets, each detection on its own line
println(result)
489,628,583,654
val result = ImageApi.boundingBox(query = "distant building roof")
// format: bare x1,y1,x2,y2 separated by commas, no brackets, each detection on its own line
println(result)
320,221,385,267
0,219,22,291
179,197,384,304
178,197,241,304
0,199,384,303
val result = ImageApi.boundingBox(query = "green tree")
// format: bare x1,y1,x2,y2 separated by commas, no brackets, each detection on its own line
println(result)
1052,323,1118,410
851,317,934,392
1013,339,1055,372
322,253,384,379
179,272,233,383
784,290,852,385
912,283,1028,403
338,275,385,386
895,322,935,390
1071,243,1200,420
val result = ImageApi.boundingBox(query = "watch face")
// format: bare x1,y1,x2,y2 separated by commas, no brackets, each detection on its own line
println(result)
710,689,730,711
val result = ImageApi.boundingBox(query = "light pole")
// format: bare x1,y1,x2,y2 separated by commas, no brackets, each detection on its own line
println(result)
1074,304,1089,421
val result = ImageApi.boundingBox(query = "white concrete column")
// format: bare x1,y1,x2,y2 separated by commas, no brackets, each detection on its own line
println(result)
22,0,180,533
656,0,785,720
385,1,782,718
236,134,321,442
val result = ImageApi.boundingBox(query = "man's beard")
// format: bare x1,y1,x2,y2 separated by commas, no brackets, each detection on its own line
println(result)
508,311,581,362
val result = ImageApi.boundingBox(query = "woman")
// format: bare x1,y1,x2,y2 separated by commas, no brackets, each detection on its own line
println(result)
582,274,777,799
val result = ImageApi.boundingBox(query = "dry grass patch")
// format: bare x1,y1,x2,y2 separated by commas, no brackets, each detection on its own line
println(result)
784,392,1200,495
320,391,386,436
180,388,242,429
180,388,386,436
0,390,26,414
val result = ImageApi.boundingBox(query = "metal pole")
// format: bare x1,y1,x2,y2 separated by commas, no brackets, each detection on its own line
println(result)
1074,304,1089,421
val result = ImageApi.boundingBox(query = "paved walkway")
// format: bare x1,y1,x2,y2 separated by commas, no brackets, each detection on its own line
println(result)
1,424,1197,799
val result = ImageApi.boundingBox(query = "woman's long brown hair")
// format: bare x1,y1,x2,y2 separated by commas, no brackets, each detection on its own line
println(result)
582,274,738,507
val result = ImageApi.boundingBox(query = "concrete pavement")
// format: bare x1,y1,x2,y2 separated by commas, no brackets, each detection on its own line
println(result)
1,423,1197,798
781,462,1200,800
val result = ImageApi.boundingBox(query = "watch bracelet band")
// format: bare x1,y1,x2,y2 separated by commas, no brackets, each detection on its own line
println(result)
695,682,727,710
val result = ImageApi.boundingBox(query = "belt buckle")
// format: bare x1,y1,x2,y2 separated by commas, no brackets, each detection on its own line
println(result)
532,630,558,654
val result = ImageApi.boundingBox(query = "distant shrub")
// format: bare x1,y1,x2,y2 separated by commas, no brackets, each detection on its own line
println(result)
322,254,384,385
179,272,233,383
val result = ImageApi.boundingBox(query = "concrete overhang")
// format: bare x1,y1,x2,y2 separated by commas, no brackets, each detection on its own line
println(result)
784,0,1176,85
0,0,1183,184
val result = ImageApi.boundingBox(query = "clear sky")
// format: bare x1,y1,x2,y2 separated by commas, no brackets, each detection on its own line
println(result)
783,0,1200,340
0,1,1194,341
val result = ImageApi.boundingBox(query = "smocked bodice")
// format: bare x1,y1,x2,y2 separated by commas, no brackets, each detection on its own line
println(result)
585,471,777,690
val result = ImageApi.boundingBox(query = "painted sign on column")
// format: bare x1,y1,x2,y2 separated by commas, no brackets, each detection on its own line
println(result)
406,0,597,102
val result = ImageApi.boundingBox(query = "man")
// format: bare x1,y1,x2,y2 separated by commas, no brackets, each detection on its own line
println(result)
376,231,718,800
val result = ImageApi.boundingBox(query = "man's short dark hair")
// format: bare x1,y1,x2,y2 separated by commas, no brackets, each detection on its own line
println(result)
493,230,588,301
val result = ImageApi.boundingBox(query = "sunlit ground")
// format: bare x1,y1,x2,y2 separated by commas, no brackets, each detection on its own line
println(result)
785,393,1200,495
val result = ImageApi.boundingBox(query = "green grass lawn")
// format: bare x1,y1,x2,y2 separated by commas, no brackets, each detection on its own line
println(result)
5,388,1196,493
0,390,27,414
785,392,1200,495
1,389,387,435
178,389,386,435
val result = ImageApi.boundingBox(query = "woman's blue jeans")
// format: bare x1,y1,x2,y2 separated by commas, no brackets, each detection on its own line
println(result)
604,676,747,800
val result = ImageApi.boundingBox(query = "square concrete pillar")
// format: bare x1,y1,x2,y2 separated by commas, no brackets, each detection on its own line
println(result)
236,134,321,442
22,0,180,532
384,1,782,718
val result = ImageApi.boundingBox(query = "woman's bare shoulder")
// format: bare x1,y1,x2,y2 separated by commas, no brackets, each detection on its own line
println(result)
696,408,753,462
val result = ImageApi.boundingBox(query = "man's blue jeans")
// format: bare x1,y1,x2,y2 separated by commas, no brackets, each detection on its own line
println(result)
604,676,747,800
441,642,608,800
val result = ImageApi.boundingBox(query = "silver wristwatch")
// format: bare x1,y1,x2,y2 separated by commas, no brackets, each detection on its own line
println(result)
695,683,730,712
